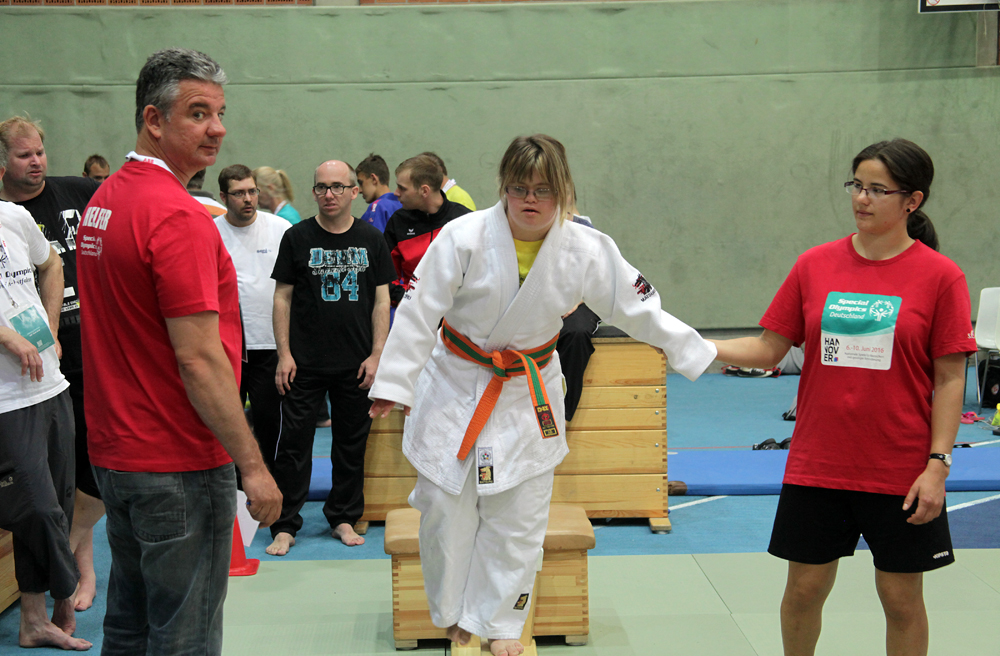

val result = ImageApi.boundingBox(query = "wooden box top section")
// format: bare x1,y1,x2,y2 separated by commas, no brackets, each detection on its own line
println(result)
384,504,595,555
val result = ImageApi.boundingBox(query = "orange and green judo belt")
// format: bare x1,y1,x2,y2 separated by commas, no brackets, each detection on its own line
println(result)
440,319,560,461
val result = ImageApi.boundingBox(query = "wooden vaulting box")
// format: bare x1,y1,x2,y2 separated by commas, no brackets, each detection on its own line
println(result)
361,329,672,533
384,504,595,650
0,530,19,613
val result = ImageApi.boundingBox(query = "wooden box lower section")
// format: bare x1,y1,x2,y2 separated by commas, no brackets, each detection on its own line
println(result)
392,549,589,641
0,530,19,613
363,473,668,522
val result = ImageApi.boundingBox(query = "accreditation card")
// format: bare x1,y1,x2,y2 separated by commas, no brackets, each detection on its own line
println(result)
820,292,901,371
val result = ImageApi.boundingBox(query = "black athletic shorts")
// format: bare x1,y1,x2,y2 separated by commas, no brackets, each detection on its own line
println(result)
768,483,954,573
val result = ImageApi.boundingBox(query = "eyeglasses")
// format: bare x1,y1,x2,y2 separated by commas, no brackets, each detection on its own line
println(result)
843,182,910,200
506,185,554,201
223,188,259,200
313,183,355,196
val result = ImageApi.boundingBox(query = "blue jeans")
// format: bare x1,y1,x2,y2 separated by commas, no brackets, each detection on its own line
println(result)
94,463,237,656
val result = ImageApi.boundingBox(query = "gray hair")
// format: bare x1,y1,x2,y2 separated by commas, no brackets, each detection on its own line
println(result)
134,48,227,134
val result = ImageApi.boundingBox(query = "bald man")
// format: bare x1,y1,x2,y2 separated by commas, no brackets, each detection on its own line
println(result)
269,160,395,554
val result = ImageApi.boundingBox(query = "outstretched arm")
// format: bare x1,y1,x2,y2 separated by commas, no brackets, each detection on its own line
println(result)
709,329,793,369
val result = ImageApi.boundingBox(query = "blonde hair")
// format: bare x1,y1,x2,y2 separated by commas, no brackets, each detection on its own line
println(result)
498,135,575,223
0,115,45,152
253,166,294,203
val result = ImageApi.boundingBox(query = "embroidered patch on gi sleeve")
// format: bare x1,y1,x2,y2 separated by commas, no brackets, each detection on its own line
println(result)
513,593,530,611
633,273,656,301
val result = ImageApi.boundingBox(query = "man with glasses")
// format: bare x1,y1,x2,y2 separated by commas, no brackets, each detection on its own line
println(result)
214,164,289,480
268,160,394,554
384,154,471,311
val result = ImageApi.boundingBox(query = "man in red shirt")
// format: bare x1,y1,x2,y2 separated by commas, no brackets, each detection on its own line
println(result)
77,48,281,655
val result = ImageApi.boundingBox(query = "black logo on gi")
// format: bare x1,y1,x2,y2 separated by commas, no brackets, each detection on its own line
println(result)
633,274,655,301
513,593,530,610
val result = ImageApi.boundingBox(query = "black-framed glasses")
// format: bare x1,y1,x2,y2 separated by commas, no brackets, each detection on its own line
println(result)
505,185,553,201
844,182,910,200
313,183,355,196
223,188,259,200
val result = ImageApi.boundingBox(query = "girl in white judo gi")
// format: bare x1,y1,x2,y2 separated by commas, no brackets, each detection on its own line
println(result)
369,135,717,656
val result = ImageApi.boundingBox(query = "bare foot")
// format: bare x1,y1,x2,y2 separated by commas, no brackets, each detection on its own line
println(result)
331,522,365,546
446,624,472,645
316,418,332,427
73,539,97,612
488,639,524,656
20,593,91,651
74,572,96,612
52,597,76,636
265,532,296,556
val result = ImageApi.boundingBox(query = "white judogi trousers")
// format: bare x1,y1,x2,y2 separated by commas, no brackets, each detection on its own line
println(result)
409,465,555,640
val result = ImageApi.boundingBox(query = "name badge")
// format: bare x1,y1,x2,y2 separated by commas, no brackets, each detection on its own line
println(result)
820,292,901,371
4,305,56,353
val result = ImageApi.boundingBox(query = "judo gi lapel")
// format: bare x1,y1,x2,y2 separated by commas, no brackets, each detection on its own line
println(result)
484,202,565,351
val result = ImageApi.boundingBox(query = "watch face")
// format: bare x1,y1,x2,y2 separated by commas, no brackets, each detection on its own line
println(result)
931,453,952,466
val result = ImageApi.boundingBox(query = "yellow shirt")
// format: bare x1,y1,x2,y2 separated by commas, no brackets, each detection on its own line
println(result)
513,238,543,286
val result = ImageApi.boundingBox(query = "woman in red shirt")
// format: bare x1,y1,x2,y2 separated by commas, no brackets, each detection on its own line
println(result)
712,139,975,656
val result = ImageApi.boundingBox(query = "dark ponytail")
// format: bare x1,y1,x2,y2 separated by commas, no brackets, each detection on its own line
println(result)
852,139,939,252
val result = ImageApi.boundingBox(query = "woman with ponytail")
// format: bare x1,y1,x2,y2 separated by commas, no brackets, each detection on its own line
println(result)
254,166,301,225
711,139,974,656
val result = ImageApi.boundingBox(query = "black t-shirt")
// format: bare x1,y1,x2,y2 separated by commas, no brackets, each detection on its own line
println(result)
14,176,99,375
271,217,396,370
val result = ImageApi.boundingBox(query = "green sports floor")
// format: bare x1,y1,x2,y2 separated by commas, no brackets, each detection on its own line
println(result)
220,549,1000,656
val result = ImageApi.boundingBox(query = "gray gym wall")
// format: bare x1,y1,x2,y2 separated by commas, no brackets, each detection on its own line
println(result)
1,0,998,328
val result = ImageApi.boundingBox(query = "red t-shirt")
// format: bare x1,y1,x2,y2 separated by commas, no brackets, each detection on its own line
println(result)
77,160,239,472
761,236,976,496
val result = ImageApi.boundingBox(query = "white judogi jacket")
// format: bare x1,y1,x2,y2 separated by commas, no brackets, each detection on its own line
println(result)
370,201,717,496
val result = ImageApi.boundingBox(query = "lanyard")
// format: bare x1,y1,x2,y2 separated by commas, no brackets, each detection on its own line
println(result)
0,231,19,309
125,151,180,180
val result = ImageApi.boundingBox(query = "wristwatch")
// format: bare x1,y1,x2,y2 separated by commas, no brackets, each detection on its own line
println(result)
928,453,952,467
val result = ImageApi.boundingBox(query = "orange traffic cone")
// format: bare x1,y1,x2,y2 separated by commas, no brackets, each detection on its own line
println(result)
229,517,259,577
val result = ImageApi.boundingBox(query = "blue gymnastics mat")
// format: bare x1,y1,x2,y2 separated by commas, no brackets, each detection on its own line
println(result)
309,446,1000,499
669,446,1000,496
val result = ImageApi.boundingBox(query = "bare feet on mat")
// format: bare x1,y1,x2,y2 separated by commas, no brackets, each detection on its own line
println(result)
316,418,332,427
265,532,296,556
446,624,472,645
332,522,365,546
51,597,76,635
488,639,524,656
19,594,91,650
74,568,96,611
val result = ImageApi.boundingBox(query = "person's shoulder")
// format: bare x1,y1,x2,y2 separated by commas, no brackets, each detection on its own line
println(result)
0,200,35,229
48,175,100,197
796,236,847,263
283,216,316,237
907,240,966,276
443,197,473,219
352,217,387,240
257,210,292,233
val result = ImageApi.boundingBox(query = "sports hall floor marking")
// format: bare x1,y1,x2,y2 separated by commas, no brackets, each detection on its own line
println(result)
947,492,1000,512
670,495,729,510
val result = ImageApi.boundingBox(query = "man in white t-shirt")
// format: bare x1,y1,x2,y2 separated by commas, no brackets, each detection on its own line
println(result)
0,142,90,649
214,164,290,476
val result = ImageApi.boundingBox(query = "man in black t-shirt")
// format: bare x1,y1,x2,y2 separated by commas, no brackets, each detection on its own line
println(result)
269,160,394,555
0,115,103,612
